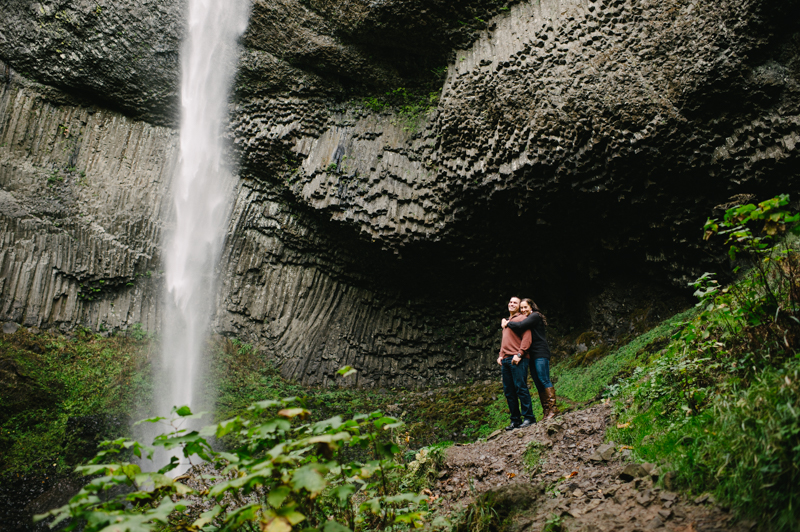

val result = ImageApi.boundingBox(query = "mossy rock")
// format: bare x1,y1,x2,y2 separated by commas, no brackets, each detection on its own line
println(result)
0,354,60,427
569,343,611,368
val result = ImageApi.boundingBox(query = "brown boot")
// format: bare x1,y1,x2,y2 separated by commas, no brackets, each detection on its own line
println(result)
538,388,550,420
542,388,557,420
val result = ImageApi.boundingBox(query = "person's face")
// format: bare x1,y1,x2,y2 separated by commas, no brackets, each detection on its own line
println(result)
508,297,520,314
519,301,532,315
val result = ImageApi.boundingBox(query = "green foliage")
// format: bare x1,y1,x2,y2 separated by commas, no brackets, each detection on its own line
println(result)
362,97,386,113
451,482,536,532
37,399,426,532
209,337,305,421
361,87,441,133
541,513,565,532
608,195,800,531
0,329,155,476
129,323,151,341
522,440,547,475
551,308,696,404
453,491,501,532
399,440,453,493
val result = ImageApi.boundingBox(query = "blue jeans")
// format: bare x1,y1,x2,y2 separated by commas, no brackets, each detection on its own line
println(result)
501,357,535,423
530,357,553,393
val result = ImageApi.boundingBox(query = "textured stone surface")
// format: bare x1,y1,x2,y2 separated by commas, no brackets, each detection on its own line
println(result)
0,0,183,125
0,68,171,332
1,0,800,386
0,70,501,388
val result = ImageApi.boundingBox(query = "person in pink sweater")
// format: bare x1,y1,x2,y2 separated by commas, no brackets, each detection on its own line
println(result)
497,296,536,430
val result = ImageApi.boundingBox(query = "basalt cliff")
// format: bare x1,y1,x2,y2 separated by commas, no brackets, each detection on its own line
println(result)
1,0,799,387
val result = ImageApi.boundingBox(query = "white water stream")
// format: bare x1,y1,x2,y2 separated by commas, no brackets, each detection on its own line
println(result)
154,0,249,471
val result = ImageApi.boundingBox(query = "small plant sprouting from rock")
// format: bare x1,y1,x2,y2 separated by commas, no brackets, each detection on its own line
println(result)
523,440,548,475
542,513,565,532
129,323,151,341
361,86,441,133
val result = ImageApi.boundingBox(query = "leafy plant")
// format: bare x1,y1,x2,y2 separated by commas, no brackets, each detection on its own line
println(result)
522,440,547,475
542,513,564,532
129,323,150,341
361,87,440,133
453,490,500,532
37,374,426,531
607,195,800,530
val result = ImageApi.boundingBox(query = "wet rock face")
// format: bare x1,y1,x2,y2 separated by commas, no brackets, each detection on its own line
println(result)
0,72,171,333
1,0,799,386
428,0,800,283
0,0,183,125
228,0,800,300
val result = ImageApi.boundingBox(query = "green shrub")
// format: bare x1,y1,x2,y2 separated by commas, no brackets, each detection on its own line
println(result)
37,394,425,532
608,194,800,531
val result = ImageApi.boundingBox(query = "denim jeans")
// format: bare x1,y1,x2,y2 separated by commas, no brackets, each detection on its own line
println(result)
501,357,535,423
530,357,553,393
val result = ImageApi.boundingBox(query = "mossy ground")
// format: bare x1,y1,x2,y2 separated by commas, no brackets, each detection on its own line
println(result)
0,327,155,476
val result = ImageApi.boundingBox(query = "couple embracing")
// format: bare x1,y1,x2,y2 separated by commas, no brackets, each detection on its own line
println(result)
496,296,557,430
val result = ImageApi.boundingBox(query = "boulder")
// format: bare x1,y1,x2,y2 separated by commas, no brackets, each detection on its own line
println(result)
619,463,650,482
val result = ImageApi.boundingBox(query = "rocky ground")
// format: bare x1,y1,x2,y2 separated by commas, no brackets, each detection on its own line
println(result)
429,402,754,532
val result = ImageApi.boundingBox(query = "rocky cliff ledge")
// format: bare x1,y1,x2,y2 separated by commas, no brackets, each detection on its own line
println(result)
1,0,798,387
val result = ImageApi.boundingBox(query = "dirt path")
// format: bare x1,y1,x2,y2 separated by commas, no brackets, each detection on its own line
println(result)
429,403,754,532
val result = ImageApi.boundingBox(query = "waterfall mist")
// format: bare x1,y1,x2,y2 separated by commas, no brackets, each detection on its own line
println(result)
148,0,249,471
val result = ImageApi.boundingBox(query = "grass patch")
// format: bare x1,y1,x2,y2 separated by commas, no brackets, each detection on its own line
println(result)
523,440,548,475
609,354,800,530
552,307,697,403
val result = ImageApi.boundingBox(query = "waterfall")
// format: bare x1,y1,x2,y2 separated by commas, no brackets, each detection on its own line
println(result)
155,0,249,471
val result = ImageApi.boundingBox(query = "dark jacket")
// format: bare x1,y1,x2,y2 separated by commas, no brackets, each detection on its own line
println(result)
506,312,551,359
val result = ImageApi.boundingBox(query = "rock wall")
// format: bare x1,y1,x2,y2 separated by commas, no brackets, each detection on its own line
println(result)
0,72,171,333
2,0,799,386
0,72,500,388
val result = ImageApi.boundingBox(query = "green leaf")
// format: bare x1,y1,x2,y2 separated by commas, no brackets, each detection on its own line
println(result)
134,415,167,426
323,521,353,532
329,484,356,504
337,365,357,378
395,510,426,525
276,506,306,525
268,486,292,508
249,399,283,411
252,418,291,437
278,407,309,419
175,405,193,416
373,416,399,429
292,464,327,495
193,504,222,528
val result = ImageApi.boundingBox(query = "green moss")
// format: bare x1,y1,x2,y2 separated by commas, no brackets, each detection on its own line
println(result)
0,328,154,476
523,440,548,474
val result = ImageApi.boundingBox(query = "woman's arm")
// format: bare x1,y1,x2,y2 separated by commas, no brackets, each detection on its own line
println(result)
506,312,542,333
519,329,533,358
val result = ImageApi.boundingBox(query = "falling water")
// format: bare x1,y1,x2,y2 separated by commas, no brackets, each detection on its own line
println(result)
154,0,248,470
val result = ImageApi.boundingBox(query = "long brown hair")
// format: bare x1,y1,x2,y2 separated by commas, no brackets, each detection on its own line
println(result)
521,298,548,326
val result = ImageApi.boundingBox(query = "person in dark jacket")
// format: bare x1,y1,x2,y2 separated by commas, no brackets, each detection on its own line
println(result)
502,298,557,420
